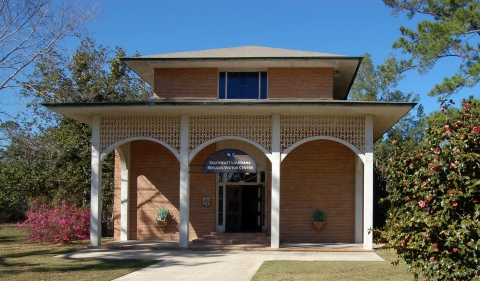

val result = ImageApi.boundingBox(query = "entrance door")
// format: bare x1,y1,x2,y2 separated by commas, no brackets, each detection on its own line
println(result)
226,186,242,232
226,185,264,232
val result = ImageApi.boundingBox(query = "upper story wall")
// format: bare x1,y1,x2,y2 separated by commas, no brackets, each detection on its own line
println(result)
153,67,334,100
268,68,333,99
154,68,218,99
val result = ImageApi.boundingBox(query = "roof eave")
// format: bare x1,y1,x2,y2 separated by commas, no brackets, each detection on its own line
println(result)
43,100,416,142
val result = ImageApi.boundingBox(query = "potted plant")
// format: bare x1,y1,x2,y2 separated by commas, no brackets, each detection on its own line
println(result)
156,207,170,229
313,209,326,231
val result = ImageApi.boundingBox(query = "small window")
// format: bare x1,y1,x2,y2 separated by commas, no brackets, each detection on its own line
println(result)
219,72,267,99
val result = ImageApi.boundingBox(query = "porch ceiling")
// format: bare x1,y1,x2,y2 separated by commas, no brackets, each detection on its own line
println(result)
43,100,416,142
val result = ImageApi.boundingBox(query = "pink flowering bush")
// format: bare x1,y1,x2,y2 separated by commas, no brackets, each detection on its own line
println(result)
17,198,90,243
382,99,480,280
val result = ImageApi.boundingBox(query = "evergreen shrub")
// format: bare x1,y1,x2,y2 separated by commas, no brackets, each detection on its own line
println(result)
382,99,480,280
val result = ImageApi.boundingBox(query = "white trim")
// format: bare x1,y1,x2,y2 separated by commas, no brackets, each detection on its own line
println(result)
363,115,374,250
281,136,365,163
117,143,131,241
189,136,272,163
100,137,180,162
179,115,190,248
271,113,281,248
90,115,102,246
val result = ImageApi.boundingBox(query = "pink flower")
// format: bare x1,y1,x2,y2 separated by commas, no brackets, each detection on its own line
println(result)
409,163,414,169
434,243,438,248
452,202,458,207
453,247,458,253
422,181,427,186
463,103,470,111
434,147,441,154
445,124,452,134
473,127,480,133
430,166,438,171
418,201,426,208
422,232,428,237
450,162,455,169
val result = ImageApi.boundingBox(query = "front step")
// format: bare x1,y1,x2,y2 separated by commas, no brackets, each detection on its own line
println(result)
192,232,270,245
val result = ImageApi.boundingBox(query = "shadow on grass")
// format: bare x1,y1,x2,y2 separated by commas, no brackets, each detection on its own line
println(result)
0,246,86,261
1,258,159,276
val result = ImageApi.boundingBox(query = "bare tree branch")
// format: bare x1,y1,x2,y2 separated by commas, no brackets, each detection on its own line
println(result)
0,0,99,92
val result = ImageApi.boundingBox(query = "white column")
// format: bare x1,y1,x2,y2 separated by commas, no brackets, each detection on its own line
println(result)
179,114,190,248
271,114,281,248
355,155,363,243
90,115,102,246
363,115,374,250
119,143,131,241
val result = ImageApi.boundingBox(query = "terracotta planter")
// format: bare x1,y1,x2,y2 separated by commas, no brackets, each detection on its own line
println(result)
313,221,325,232
156,219,169,230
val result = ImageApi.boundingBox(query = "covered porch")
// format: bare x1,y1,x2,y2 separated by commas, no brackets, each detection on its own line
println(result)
44,100,415,250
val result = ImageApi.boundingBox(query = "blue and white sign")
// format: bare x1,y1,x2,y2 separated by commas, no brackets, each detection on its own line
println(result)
202,149,257,174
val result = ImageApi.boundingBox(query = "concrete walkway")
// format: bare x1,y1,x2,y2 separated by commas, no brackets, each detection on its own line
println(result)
58,249,384,281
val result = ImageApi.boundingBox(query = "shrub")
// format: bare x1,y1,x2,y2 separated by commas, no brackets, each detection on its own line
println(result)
382,99,480,280
17,198,90,243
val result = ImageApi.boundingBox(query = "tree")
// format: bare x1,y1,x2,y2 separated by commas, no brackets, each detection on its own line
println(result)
350,52,425,229
0,0,98,93
383,0,480,98
381,98,480,280
0,38,151,222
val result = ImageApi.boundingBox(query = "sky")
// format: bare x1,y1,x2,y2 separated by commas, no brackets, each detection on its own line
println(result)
7,0,480,117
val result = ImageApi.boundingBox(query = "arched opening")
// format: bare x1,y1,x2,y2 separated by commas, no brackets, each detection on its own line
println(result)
103,139,181,242
280,139,358,243
188,138,272,241
281,136,364,163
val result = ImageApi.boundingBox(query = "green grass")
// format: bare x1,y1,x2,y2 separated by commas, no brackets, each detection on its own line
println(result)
252,249,415,281
0,224,158,281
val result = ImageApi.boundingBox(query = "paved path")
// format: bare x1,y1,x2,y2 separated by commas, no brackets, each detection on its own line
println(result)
58,249,384,281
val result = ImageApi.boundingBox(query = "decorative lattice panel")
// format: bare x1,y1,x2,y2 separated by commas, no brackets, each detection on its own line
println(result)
281,115,365,152
189,115,272,152
100,115,181,153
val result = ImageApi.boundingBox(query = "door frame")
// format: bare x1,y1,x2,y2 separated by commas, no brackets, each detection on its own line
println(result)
216,172,267,232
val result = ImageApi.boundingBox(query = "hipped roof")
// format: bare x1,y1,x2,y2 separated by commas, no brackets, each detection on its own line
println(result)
121,46,363,100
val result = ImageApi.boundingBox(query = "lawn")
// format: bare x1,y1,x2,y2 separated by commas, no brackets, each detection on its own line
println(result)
0,224,158,281
252,249,416,281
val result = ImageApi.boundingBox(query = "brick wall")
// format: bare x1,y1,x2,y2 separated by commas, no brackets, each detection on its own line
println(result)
280,140,356,243
129,141,180,240
113,140,216,241
153,67,333,100
113,138,356,243
188,144,217,239
153,68,218,99
268,67,333,99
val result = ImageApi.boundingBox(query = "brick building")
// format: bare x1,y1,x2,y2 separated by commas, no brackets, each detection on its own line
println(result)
45,46,415,250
